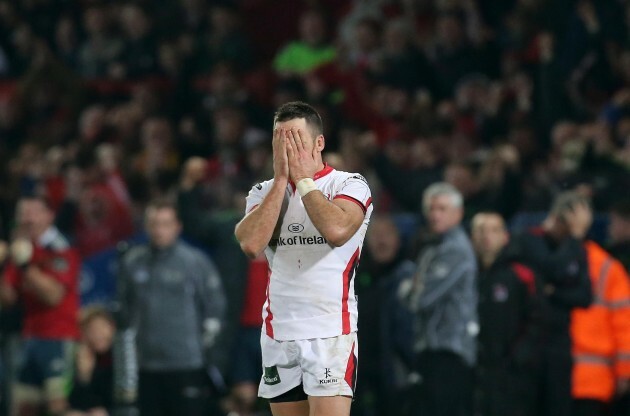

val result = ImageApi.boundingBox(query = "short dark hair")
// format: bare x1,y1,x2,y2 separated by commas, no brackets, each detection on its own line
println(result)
471,211,506,230
17,194,53,211
145,198,180,220
273,101,323,136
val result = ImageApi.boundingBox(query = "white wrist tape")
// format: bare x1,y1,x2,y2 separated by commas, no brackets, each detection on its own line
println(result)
297,178,317,197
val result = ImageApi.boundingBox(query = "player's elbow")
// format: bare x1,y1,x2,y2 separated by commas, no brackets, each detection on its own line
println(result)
239,240,262,259
325,228,351,247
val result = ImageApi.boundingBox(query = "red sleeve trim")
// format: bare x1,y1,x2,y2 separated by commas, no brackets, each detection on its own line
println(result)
512,262,536,295
334,195,366,213
247,204,259,213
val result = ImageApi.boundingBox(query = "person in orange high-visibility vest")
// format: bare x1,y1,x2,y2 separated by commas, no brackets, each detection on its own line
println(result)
571,241,630,416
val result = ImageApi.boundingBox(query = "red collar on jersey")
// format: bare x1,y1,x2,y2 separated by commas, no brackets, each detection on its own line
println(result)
313,163,334,180
289,163,334,192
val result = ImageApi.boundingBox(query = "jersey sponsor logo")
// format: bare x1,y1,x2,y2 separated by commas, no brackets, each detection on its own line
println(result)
263,366,281,385
255,183,263,190
319,368,339,385
269,235,328,247
287,223,304,233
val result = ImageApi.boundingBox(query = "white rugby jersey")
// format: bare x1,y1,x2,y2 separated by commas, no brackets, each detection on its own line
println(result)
245,164,373,341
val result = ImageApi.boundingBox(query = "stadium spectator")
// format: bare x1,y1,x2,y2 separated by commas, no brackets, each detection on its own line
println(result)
176,156,252,381
506,191,593,416
118,199,226,416
0,196,81,416
66,306,115,416
427,11,484,99
273,8,336,78
354,215,415,416
114,4,158,80
571,240,630,416
471,212,542,416
371,17,434,94
400,182,477,416
57,147,134,257
195,2,255,73
0,239,17,416
77,5,123,79
176,156,268,416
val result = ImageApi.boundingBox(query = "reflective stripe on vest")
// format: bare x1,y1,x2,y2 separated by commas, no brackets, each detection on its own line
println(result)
606,299,630,310
595,257,614,303
616,352,630,362
574,353,612,365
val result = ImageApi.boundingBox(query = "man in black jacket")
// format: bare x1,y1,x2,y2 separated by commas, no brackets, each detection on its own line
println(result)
472,212,541,416
507,191,593,416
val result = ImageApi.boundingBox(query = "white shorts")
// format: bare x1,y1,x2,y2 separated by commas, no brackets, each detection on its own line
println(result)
258,332,358,399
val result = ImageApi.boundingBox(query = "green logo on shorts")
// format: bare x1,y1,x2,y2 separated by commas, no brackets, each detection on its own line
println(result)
263,366,281,385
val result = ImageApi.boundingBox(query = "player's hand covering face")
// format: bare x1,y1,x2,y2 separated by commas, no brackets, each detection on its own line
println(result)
272,127,290,181
285,127,319,183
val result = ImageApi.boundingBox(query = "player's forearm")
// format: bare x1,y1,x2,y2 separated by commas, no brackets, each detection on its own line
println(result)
302,192,357,247
235,180,287,257
25,267,65,306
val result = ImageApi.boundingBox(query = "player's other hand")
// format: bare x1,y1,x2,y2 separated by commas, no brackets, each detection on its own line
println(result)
272,127,289,181
286,128,318,183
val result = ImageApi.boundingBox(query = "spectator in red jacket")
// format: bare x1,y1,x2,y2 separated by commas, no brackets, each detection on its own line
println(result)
0,195,81,416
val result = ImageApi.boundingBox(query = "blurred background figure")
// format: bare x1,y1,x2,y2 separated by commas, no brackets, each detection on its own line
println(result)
118,199,226,416
471,212,541,416
66,306,116,416
507,191,593,416
353,215,415,416
0,196,80,416
400,183,477,416
571,240,630,416
176,156,273,416
273,8,336,79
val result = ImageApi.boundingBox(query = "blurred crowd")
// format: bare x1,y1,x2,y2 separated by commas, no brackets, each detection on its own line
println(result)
0,0,630,415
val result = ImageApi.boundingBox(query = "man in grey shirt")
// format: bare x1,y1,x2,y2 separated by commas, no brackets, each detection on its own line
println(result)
118,199,226,416
400,182,478,416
